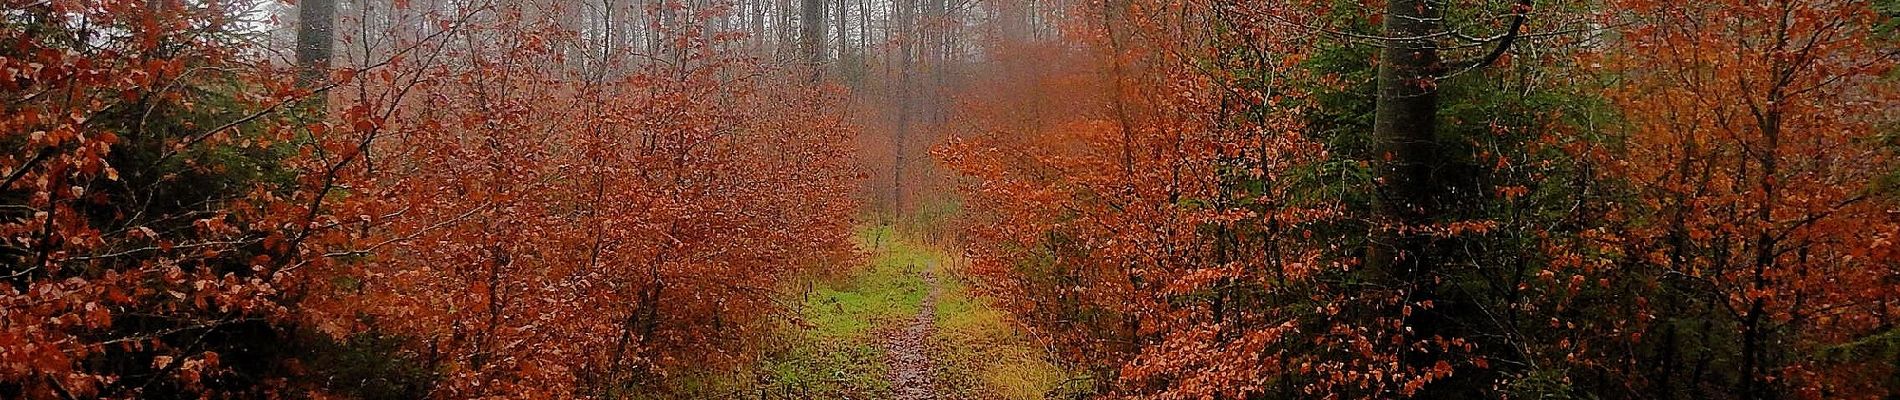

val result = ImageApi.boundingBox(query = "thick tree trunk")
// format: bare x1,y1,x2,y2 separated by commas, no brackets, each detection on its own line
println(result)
1370,0,1443,275
1370,0,1448,395
295,0,336,108
801,0,826,80
750,0,766,54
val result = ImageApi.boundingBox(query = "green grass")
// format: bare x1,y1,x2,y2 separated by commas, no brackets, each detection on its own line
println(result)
930,268,1079,400
731,222,1079,399
750,224,935,398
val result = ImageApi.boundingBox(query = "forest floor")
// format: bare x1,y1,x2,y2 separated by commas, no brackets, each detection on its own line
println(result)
740,223,1080,399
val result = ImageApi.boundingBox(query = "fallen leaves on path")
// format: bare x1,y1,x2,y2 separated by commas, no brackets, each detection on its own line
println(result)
885,263,942,400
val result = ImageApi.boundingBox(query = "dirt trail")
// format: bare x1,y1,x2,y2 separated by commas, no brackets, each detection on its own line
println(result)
884,262,940,400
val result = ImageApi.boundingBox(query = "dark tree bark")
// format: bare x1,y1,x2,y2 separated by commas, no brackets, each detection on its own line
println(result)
295,0,337,109
801,0,826,80
1368,12,1446,387
1368,0,1444,277
1365,0,1531,396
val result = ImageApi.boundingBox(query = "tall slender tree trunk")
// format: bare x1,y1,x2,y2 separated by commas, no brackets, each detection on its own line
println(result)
777,0,796,60
926,0,947,127
836,0,849,81
890,0,914,217
857,0,868,66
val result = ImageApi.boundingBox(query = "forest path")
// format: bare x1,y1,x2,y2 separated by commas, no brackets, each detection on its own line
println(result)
753,223,1077,399
884,259,941,400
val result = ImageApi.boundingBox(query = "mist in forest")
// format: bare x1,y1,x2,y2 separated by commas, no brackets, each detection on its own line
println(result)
3,0,1897,398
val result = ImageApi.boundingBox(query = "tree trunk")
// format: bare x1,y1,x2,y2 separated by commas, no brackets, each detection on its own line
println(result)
295,0,336,109
800,0,826,80
1370,0,1448,395
836,0,849,81
890,0,914,217
1370,0,1443,272
857,0,868,67
926,0,948,126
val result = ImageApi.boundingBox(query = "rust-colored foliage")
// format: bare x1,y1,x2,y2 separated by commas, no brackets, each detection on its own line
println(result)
939,2,1361,397
5,0,1897,398
0,1,323,397
3,0,858,398
299,1,862,397
1600,0,1899,396
939,0,1900,398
